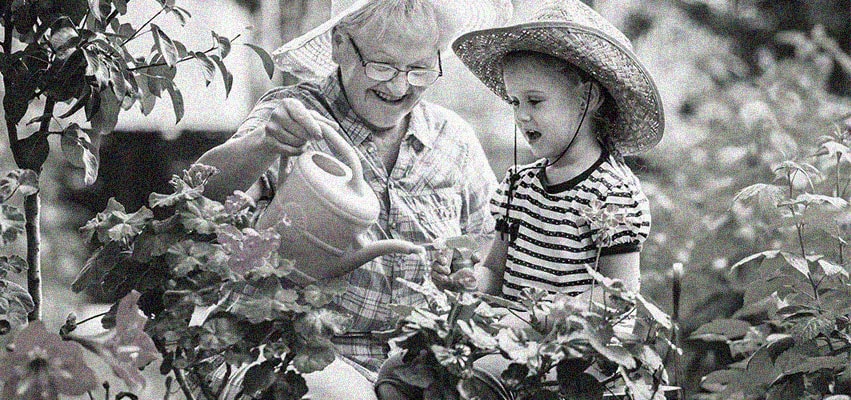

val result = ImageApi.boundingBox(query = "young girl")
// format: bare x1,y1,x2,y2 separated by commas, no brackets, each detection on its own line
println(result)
377,0,664,398
432,0,664,314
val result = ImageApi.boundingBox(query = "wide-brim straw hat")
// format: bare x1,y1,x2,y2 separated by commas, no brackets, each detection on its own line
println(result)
453,0,664,155
272,0,514,82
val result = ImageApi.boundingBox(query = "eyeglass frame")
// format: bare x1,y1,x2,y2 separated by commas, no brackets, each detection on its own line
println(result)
347,36,443,87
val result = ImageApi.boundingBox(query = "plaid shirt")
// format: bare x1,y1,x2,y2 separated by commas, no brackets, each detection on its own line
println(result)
232,73,497,372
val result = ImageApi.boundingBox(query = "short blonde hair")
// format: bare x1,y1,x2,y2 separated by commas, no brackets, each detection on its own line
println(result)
335,0,460,50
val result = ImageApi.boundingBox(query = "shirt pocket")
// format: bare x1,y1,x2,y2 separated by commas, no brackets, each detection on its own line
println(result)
392,187,463,244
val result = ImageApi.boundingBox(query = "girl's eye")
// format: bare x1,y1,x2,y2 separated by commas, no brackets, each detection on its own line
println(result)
508,98,520,107
528,99,542,106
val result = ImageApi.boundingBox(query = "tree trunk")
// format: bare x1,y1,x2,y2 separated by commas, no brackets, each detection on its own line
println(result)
25,192,41,321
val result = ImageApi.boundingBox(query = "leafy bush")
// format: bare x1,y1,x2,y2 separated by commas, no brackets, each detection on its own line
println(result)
389,237,675,399
682,28,851,399
691,122,851,399
69,164,351,399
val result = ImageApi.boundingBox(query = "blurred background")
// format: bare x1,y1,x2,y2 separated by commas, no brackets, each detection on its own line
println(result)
2,0,851,397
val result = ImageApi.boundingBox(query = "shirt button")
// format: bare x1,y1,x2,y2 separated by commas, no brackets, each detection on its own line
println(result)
388,221,397,231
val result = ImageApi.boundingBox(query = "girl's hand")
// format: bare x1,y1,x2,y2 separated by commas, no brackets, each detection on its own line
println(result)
430,250,480,291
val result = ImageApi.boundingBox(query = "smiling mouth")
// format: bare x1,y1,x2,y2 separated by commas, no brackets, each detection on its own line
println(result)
372,90,405,104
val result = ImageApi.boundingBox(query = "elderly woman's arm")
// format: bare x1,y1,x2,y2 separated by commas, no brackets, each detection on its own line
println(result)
196,98,335,202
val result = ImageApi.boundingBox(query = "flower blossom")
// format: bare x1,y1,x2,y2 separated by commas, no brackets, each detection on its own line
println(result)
0,320,98,400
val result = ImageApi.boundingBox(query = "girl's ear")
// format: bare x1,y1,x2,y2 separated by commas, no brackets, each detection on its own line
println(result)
587,81,605,112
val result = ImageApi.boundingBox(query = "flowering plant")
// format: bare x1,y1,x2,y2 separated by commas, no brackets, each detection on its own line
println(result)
69,164,350,399
389,236,675,399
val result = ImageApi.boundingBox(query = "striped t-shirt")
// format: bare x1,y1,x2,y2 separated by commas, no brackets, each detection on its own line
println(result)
491,150,651,301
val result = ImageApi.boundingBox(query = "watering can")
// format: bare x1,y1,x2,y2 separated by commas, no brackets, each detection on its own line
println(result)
256,121,424,285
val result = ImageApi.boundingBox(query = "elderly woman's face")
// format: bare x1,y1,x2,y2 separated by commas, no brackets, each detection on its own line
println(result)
333,28,440,131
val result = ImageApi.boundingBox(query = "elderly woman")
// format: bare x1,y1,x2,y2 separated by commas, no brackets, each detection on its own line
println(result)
195,0,512,398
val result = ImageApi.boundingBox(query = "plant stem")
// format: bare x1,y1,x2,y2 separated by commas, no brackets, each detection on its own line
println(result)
172,367,198,400
24,97,54,321
2,2,12,54
837,153,842,197
76,311,109,326
120,6,166,47
126,44,217,72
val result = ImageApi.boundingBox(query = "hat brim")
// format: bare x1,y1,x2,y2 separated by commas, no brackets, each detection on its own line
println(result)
272,0,514,82
453,21,664,155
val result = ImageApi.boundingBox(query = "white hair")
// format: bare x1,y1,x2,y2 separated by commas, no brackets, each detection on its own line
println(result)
335,0,461,50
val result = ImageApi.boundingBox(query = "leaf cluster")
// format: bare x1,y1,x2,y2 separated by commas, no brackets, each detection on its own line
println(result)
0,0,273,180
390,263,674,400
692,105,851,399
72,164,351,400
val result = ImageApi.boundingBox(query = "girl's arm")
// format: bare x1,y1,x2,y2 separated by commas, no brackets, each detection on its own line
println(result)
597,251,641,292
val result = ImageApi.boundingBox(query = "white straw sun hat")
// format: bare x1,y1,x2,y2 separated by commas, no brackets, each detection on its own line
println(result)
271,0,514,82
452,0,664,155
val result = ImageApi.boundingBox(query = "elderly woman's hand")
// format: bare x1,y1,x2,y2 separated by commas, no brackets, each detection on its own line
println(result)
430,250,480,291
262,98,339,157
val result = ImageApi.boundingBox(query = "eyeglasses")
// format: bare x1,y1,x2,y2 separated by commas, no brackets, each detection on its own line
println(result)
348,36,442,87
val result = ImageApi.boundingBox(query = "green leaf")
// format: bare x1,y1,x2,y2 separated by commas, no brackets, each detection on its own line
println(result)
212,31,231,58
60,124,100,185
780,251,810,279
192,51,216,86
0,255,27,279
151,24,178,67
781,355,846,375
58,86,92,119
244,43,274,79
731,250,783,272
0,279,35,331
11,132,50,172
0,204,26,246
457,319,497,350
72,241,128,293
634,292,672,330
293,345,335,374
199,315,245,350
790,315,834,341
0,169,39,202
133,74,157,115
91,87,120,135
170,6,192,26
690,319,751,340
817,258,848,277
165,82,184,124
211,55,233,97
732,183,784,206
242,360,277,397
88,0,103,21
582,320,635,369
84,48,110,89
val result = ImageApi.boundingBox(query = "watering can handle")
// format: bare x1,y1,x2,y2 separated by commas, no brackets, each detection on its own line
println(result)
318,121,364,185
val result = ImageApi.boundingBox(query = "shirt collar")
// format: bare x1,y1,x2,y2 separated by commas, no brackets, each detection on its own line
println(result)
318,71,436,149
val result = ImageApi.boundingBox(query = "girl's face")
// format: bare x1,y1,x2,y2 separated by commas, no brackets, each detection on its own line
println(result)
502,56,593,160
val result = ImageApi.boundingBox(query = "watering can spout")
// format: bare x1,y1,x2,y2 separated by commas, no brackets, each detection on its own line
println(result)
339,239,426,271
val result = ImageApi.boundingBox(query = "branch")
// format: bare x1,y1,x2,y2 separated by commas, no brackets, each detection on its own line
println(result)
172,367,198,400
126,33,242,73
129,43,215,72
120,6,166,47
2,1,12,54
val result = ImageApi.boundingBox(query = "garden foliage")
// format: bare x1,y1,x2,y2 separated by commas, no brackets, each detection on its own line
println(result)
68,164,351,399
388,237,675,398
0,0,278,398
677,28,851,399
